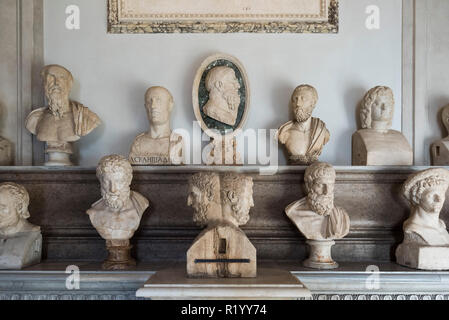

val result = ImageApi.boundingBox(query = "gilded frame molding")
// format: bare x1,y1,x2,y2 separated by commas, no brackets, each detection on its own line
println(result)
107,0,339,34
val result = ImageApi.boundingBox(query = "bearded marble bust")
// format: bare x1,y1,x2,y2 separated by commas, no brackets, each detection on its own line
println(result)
129,86,184,166
25,65,101,166
203,66,241,126
396,168,449,270
431,105,449,165
0,183,42,269
352,86,412,166
186,172,256,278
277,85,330,165
87,155,149,269
285,162,350,269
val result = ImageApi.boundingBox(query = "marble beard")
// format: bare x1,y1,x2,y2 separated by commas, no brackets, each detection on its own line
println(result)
0,183,42,269
431,105,449,165
396,168,449,270
186,172,256,278
129,86,184,165
277,85,330,165
87,155,149,270
25,65,101,166
285,162,350,269
352,86,412,166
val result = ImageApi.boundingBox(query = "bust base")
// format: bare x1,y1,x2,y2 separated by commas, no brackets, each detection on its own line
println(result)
136,267,311,300
45,151,73,166
303,239,338,270
396,243,449,271
103,241,136,271
0,231,42,270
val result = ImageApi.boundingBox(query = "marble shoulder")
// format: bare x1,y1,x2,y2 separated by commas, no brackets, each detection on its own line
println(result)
131,191,150,215
25,107,47,135
285,197,308,216
87,198,105,214
277,121,294,144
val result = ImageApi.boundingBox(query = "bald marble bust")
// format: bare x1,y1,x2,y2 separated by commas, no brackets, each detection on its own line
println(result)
25,65,101,166
129,86,184,166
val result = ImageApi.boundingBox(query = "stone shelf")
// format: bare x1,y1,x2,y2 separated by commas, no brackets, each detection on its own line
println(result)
0,261,448,300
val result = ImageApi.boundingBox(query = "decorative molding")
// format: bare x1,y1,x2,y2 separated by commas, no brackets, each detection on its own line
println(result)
107,0,339,34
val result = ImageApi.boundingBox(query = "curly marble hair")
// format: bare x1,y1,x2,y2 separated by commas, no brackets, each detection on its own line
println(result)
96,154,133,185
220,173,253,226
189,172,221,226
360,86,394,129
291,85,318,106
408,176,447,207
0,182,30,219
304,162,336,193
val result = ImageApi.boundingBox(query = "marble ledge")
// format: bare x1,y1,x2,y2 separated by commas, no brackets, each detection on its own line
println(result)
0,165,444,175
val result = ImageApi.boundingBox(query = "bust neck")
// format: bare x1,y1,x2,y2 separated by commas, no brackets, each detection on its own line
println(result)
410,206,442,230
149,122,171,139
0,219,29,237
371,120,389,133
221,204,239,228
294,117,312,132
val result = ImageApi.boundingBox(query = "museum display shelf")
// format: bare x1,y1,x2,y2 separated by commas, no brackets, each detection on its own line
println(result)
0,166,448,299
0,261,448,300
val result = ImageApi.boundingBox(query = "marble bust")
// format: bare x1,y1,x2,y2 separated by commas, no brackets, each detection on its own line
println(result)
187,172,256,278
87,155,149,270
431,105,449,165
285,162,350,269
25,65,101,166
129,86,184,165
352,86,412,166
277,85,330,165
0,183,42,269
396,168,449,270
203,66,241,126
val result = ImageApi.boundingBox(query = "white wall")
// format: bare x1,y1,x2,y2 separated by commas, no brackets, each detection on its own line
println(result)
44,0,402,166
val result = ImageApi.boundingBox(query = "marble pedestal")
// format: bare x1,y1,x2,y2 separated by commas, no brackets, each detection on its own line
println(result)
303,240,338,270
0,231,42,270
103,240,136,270
136,268,311,300
396,243,449,271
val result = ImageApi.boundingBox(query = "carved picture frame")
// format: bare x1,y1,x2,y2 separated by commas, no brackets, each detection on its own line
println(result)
108,0,339,34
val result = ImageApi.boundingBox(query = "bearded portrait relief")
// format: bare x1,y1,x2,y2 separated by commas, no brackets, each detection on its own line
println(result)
352,86,412,166
87,155,149,270
285,162,350,269
129,86,184,166
186,172,256,278
192,54,250,165
25,65,101,166
277,85,330,165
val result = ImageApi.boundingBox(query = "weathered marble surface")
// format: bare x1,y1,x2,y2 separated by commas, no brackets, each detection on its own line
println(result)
352,86,413,166
396,168,449,270
431,105,449,165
